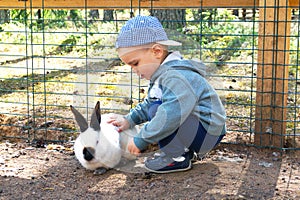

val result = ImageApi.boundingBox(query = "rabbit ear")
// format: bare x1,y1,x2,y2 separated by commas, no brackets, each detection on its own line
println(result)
90,101,101,131
70,105,89,132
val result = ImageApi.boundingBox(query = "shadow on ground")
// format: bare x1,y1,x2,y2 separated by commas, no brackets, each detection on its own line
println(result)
1,143,298,199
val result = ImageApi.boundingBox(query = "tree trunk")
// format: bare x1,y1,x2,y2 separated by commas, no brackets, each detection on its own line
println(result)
0,10,10,24
89,9,99,22
232,9,239,17
103,10,114,21
152,9,186,29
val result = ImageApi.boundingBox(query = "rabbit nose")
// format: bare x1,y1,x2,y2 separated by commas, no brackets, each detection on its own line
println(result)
83,147,95,161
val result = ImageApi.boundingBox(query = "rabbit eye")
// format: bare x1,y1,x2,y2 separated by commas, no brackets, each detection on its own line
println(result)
96,140,99,144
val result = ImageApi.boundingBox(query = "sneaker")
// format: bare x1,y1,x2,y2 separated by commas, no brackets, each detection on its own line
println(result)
144,153,192,173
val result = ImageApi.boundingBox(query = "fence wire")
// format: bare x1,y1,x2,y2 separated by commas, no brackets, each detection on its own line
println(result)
0,2,299,150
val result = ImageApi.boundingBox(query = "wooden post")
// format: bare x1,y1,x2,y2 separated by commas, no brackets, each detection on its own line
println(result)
255,0,291,147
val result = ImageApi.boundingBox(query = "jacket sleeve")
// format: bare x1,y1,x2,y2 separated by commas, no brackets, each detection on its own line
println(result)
124,98,151,128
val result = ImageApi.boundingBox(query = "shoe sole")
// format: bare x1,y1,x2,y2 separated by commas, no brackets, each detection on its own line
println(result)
144,162,192,174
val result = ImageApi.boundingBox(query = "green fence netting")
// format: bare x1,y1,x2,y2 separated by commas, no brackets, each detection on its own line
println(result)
0,2,299,150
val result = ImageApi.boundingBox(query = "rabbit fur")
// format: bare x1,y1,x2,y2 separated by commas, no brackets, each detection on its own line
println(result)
70,101,138,174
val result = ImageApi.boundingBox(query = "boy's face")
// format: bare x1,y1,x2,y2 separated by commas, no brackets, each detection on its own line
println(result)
119,45,165,80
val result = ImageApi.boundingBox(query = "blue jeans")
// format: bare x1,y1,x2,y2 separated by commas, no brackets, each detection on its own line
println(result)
148,101,224,157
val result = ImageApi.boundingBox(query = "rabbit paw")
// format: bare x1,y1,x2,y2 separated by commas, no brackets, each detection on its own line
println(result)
93,167,109,175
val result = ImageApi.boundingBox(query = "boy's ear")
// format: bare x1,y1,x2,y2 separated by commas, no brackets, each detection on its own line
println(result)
151,44,166,58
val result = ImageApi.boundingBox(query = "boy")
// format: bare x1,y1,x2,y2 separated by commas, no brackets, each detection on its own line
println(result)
109,15,226,173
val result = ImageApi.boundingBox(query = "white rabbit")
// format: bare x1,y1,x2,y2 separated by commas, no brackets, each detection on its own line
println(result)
70,101,138,174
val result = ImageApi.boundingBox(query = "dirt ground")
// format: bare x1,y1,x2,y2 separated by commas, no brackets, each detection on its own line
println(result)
0,141,300,200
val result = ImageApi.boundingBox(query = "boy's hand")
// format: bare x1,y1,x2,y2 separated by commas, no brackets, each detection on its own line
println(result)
127,139,141,156
107,115,140,156
106,114,130,132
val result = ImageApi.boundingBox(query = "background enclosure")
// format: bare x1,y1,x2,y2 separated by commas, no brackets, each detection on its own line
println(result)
0,0,300,150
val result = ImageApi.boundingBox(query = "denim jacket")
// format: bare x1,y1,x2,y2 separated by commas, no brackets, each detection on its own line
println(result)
124,52,226,150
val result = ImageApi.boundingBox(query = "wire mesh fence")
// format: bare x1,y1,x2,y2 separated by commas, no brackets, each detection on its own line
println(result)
0,1,300,150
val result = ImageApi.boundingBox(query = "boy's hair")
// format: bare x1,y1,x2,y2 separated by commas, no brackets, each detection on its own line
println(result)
115,15,181,49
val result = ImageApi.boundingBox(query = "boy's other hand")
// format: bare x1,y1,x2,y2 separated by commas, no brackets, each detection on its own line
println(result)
127,139,141,156
106,114,130,132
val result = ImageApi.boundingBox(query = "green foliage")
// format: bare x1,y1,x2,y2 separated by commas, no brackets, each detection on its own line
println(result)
10,10,28,22
9,9,87,31
51,35,80,55
1,8,295,70
0,22,27,43
185,9,258,63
